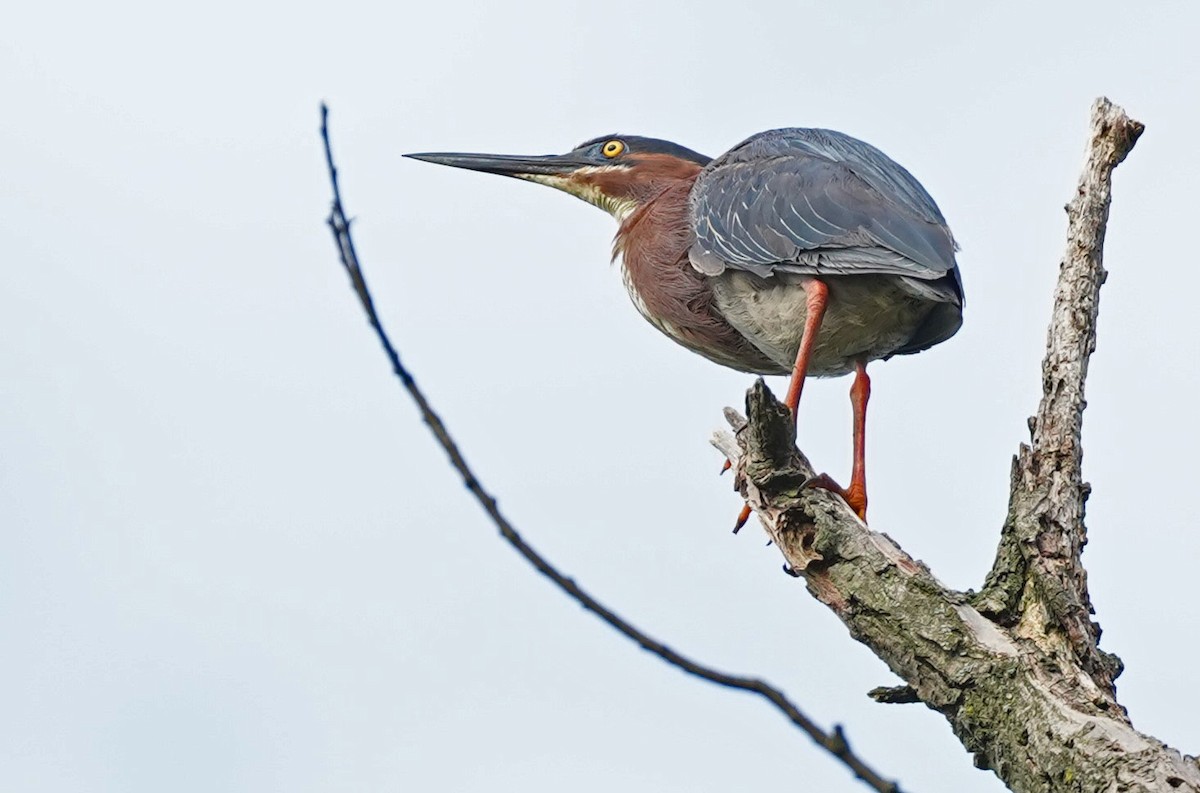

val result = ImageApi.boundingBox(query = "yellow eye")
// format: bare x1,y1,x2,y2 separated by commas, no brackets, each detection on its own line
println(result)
601,140,625,158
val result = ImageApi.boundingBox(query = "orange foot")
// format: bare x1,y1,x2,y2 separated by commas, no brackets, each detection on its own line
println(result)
722,459,753,533
733,503,752,534
802,473,868,521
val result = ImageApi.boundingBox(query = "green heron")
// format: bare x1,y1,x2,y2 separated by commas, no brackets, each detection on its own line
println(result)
407,129,962,524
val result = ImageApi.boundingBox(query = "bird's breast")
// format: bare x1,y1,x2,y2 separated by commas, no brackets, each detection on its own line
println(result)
618,256,663,332
615,252,784,375
612,179,784,375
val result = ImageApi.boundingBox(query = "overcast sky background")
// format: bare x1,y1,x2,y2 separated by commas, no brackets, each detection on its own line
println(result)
3,2,1198,791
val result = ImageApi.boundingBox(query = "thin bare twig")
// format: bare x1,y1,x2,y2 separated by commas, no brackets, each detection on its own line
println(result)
319,103,905,793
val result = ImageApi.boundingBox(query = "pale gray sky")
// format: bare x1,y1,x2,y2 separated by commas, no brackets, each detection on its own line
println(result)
3,2,1197,791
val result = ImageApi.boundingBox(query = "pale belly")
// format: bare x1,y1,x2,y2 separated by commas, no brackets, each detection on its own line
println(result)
710,272,940,377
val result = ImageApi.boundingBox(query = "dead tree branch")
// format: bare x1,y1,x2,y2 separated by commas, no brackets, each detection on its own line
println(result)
719,100,1199,792
319,103,906,793
973,99,1143,697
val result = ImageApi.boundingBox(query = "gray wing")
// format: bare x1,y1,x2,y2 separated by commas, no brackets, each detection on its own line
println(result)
689,128,961,298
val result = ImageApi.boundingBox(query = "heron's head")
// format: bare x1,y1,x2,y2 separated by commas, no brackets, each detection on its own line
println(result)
405,135,711,221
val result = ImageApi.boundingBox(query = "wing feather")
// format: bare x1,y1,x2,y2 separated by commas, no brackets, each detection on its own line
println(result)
689,128,960,293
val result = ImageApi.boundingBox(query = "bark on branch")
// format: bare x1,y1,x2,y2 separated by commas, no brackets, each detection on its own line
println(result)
718,99,1199,791
973,99,1142,697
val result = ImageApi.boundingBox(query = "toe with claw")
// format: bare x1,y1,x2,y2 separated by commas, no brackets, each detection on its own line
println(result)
802,473,867,521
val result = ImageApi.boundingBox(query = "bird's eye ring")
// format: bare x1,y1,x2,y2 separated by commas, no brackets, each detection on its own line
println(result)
601,140,625,158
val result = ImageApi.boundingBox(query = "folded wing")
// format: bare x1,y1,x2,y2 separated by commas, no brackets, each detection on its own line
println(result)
688,128,961,300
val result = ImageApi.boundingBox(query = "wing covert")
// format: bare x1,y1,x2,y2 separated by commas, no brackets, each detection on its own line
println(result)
689,129,958,283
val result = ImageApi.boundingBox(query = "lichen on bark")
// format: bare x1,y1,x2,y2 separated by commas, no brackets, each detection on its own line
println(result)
718,100,1200,792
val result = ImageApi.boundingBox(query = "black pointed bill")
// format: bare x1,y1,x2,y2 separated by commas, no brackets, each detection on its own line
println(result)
403,151,594,178
405,147,636,219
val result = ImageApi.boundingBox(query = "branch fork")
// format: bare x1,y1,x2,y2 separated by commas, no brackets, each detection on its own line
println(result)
719,100,1197,793
327,96,1195,793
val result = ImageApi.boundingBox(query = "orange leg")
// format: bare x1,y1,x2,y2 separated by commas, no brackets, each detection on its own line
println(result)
734,279,830,532
783,279,830,420
805,360,870,519
845,360,870,518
